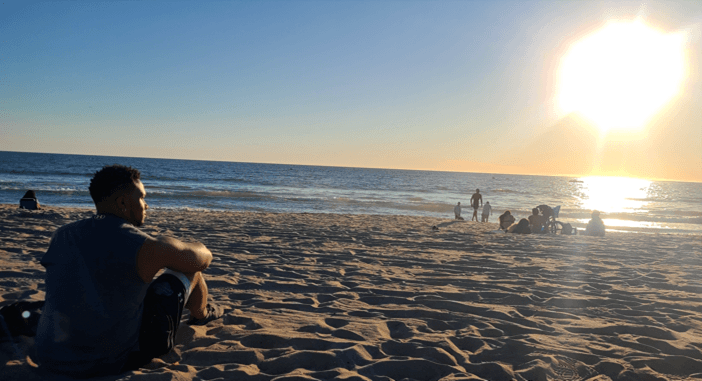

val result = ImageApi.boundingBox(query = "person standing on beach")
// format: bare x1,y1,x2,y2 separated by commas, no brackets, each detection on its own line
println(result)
470,189,482,221
35,164,224,378
481,201,492,222
454,202,462,220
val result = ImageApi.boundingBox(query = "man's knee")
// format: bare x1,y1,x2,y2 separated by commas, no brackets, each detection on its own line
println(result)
163,269,204,302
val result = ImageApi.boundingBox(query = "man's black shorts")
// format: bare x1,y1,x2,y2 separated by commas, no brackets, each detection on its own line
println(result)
120,273,187,372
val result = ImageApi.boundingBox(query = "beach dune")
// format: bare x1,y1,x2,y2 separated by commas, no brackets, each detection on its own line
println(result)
1,204,702,380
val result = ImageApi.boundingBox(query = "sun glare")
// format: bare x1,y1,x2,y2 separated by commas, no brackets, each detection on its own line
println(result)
578,176,651,215
558,20,687,133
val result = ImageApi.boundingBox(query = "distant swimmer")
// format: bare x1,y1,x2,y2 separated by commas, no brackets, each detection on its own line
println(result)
585,210,606,236
481,201,492,222
454,202,463,220
470,189,482,222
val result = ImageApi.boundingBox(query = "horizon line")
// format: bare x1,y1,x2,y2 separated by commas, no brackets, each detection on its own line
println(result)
1,149,698,184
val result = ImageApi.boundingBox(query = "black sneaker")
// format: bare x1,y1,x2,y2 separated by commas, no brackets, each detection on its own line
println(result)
187,303,224,326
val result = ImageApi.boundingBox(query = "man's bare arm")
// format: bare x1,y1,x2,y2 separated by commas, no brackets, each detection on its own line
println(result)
136,236,213,283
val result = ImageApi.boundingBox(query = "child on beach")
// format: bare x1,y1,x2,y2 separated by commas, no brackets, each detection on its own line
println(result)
481,202,492,222
454,202,463,220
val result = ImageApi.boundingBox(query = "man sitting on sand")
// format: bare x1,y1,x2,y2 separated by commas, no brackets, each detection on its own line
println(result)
35,165,224,378
528,208,546,233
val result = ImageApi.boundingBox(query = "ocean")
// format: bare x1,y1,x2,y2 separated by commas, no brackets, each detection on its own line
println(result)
1,151,700,235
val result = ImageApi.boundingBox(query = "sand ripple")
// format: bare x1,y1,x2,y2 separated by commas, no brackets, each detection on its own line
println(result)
1,205,702,380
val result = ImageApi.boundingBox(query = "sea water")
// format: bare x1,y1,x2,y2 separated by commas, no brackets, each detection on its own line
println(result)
1,151,700,235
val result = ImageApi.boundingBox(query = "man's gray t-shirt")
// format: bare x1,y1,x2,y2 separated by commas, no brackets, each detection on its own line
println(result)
36,214,150,377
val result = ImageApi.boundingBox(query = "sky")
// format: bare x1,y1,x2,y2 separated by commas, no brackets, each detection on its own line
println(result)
2,1,701,182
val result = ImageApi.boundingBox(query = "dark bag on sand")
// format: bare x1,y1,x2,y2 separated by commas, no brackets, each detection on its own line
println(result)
562,223,573,235
0,301,44,339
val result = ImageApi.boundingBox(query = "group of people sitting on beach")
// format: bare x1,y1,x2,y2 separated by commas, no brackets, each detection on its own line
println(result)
497,205,605,236
454,194,605,237
498,205,556,234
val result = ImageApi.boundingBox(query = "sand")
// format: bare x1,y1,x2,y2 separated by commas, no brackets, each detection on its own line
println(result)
1,204,702,381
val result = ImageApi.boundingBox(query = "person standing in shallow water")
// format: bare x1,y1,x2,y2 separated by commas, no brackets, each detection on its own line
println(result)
35,164,224,378
470,189,482,221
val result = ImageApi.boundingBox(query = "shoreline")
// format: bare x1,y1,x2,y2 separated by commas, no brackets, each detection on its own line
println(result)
2,204,702,380
3,203,699,237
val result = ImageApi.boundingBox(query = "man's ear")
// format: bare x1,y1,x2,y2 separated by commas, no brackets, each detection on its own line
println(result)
114,192,128,210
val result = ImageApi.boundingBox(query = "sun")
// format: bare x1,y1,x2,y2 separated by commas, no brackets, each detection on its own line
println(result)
557,19,687,133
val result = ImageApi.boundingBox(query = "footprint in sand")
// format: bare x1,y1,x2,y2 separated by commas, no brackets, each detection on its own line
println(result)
386,320,414,339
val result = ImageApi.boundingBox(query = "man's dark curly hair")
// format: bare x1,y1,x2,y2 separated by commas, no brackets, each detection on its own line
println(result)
89,165,141,204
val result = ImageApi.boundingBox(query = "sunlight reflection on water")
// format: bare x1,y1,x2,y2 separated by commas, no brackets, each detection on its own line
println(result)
577,176,652,213
576,176,654,230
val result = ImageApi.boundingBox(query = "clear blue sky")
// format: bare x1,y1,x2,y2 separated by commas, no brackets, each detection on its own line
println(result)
2,1,701,181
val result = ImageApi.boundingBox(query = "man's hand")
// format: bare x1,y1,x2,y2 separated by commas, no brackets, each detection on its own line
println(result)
136,236,213,283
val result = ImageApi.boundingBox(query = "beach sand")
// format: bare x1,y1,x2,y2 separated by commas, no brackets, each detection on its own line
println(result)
2,204,702,380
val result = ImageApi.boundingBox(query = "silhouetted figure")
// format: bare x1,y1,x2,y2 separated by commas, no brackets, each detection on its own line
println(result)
498,210,515,230
507,218,531,234
536,204,554,222
19,190,40,210
481,201,492,222
528,208,546,233
454,202,463,220
470,189,482,221
585,210,606,236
